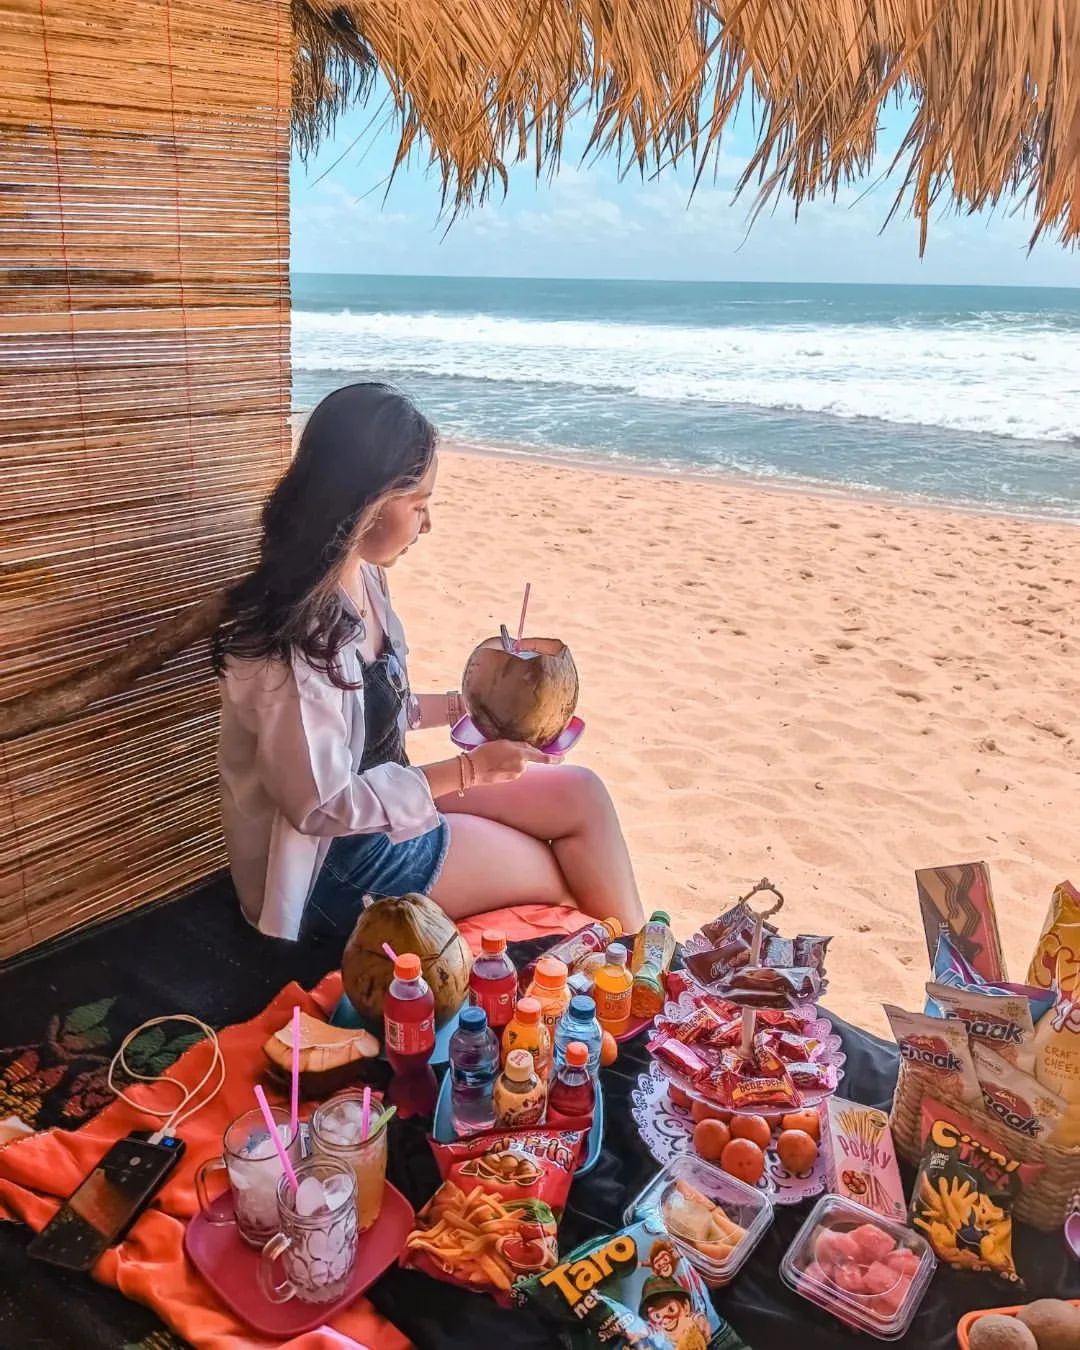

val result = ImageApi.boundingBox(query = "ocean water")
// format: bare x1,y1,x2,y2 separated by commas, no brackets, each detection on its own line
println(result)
292,274,1080,519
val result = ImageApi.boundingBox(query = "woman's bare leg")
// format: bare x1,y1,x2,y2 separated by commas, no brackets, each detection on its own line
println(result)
437,764,644,932
431,813,576,922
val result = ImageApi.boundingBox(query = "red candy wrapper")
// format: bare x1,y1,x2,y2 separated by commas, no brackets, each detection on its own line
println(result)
768,1032,823,1063
787,1061,836,1092
649,1034,710,1081
724,1037,801,1110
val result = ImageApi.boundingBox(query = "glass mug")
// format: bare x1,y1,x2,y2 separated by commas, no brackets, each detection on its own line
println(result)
309,1089,389,1232
259,1159,358,1305
194,1105,302,1247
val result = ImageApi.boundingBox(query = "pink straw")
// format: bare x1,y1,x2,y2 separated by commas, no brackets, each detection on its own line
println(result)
361,1085,372,1140
382,942,398,963
515,582,532,648
290,1005,301,1138
253,1084,300,1194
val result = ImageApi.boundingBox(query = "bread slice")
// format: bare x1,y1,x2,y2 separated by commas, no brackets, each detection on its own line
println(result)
263,1010,379,1097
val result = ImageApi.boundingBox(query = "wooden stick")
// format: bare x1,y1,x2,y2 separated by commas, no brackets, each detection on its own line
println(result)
740,911,765,1058
515,582,531,649
0,586,229,743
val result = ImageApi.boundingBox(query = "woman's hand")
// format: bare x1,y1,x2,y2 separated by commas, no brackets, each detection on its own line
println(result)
468,740,559,784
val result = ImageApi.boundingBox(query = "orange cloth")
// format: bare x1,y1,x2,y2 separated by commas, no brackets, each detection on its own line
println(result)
0,905,582,1350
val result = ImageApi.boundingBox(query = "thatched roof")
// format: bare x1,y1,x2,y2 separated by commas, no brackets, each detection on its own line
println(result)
292,0,1079,249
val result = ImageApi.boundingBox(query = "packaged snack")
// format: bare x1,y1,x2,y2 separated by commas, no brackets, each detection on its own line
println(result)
908,1098,1041,1282
884,1003,982,1106
972,1043,1066,1143
650,1034,710,1082
515,1215,749,1348
926,982,1036,1073
824,1098,906,1222
701,901,774,949
1032,967,1080,1147
1027,881,1080,994
927,930,1054,1024
793,935,832,972
403,1126,586,1299
728,1036,800,1110
707,965,822,1008
786,1061,837,1094
915,861,1007,983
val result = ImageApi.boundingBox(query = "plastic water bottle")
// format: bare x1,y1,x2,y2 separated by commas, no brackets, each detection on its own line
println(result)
448,1006,500,1135
553,994,603,1077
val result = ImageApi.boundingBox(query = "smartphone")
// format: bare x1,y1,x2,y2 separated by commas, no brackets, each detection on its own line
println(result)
27,1132,186,1271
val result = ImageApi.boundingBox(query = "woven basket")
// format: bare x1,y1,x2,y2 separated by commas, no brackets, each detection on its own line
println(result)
890,1063,1080,1231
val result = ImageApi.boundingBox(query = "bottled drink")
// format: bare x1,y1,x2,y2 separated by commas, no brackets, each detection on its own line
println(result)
501,995,552,1080
469,930,518,1032
631,910,676,1018
492,1049,547,1128
383,953,437,1118
554,994,603,1077
448,1006,500,1136
593,943,633,1036
526,956,571,1045
531,918,623,977
546,1042,596,1129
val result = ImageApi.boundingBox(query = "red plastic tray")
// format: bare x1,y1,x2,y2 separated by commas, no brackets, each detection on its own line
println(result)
184,1183,413,1336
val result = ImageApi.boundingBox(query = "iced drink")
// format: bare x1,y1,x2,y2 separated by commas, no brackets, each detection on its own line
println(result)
310,1090,389,1232
195,1105,302,1247
259,1160,358,1305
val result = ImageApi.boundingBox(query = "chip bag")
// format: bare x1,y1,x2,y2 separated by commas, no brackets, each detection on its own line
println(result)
402,1127,586,1300
972,1043,1066,1144
909,1098,1041,1283
926,982,1036,1073
1027,881,1080,995
515,1215,749,1349
884,1003,982,1106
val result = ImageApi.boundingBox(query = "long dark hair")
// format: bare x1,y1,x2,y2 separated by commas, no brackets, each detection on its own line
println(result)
212,382,436,687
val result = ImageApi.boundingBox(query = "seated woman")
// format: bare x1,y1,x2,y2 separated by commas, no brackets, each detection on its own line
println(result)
214,382,645,946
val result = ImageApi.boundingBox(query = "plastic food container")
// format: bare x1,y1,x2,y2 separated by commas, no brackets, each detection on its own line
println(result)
780,1195,936,1341
624,1153,773,1286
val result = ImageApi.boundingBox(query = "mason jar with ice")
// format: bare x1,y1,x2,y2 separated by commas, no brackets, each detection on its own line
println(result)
310,1089,389,1232
194,1105,302,1247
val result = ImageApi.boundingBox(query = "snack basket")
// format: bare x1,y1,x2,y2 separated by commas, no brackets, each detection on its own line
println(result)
890,1061,1080,1232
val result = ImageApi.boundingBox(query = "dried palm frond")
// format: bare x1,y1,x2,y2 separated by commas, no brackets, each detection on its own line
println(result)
291,0,1079,248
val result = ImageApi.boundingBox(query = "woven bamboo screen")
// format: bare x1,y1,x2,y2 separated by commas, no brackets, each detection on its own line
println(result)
0,0,292,958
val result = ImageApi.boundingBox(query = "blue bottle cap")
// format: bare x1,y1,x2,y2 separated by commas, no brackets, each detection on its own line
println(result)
569,995,596,1020
459,1006,488,1033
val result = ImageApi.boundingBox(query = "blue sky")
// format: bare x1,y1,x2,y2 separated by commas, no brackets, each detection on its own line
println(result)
291,89,1078,288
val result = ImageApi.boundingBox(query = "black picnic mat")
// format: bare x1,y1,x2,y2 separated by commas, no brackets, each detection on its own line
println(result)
1,881,1078,1350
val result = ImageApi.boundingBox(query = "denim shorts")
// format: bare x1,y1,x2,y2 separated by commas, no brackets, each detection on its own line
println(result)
302,817,451,940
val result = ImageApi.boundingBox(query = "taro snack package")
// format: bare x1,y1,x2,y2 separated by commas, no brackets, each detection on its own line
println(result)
515,1215,750,1349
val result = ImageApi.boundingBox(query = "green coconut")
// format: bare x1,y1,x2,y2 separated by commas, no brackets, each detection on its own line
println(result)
462,636,579,747
341,893,471,1028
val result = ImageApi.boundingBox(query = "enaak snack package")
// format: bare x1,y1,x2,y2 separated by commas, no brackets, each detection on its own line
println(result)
402,1127,586,1301
515,1215,749,1349
972,1043,1066,1144
909,1097,1041,1283
883,1003,982,1106
925,981,1036,1074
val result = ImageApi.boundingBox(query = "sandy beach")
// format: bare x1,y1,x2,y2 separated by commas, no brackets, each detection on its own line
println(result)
391,445,1078,1034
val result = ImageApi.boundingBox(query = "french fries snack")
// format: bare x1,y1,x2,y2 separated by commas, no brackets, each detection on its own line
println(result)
515,1216,748,1349
403,1127,585,1300
909,1097,1040,1284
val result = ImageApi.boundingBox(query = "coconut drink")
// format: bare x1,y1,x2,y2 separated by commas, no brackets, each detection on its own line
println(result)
462,636,579,748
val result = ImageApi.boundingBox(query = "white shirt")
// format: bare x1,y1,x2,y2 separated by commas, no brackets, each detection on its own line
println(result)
217,564,440,940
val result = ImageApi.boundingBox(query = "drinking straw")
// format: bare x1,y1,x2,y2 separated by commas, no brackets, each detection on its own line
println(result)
361,1085,372,1140
382,942,398,963
515,582,532,648
253,1084,299,1193
290,1005,301,1139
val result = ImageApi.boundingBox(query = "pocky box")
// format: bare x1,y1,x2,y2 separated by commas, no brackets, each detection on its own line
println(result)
925,981,1036,1074
824,1097,906,1221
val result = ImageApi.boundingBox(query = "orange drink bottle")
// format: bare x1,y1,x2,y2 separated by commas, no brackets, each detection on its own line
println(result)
593,942,633,1036
526,956,571,1045
501,995,552,1080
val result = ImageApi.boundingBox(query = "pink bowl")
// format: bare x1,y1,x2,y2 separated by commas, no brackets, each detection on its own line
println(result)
450,714,585,757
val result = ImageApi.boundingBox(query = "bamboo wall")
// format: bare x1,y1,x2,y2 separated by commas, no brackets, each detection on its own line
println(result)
0,0,293,958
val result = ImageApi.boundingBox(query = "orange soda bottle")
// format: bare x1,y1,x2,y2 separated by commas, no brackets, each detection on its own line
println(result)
526,956,571,1045
593,942,633,1035
500,995,552,1080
